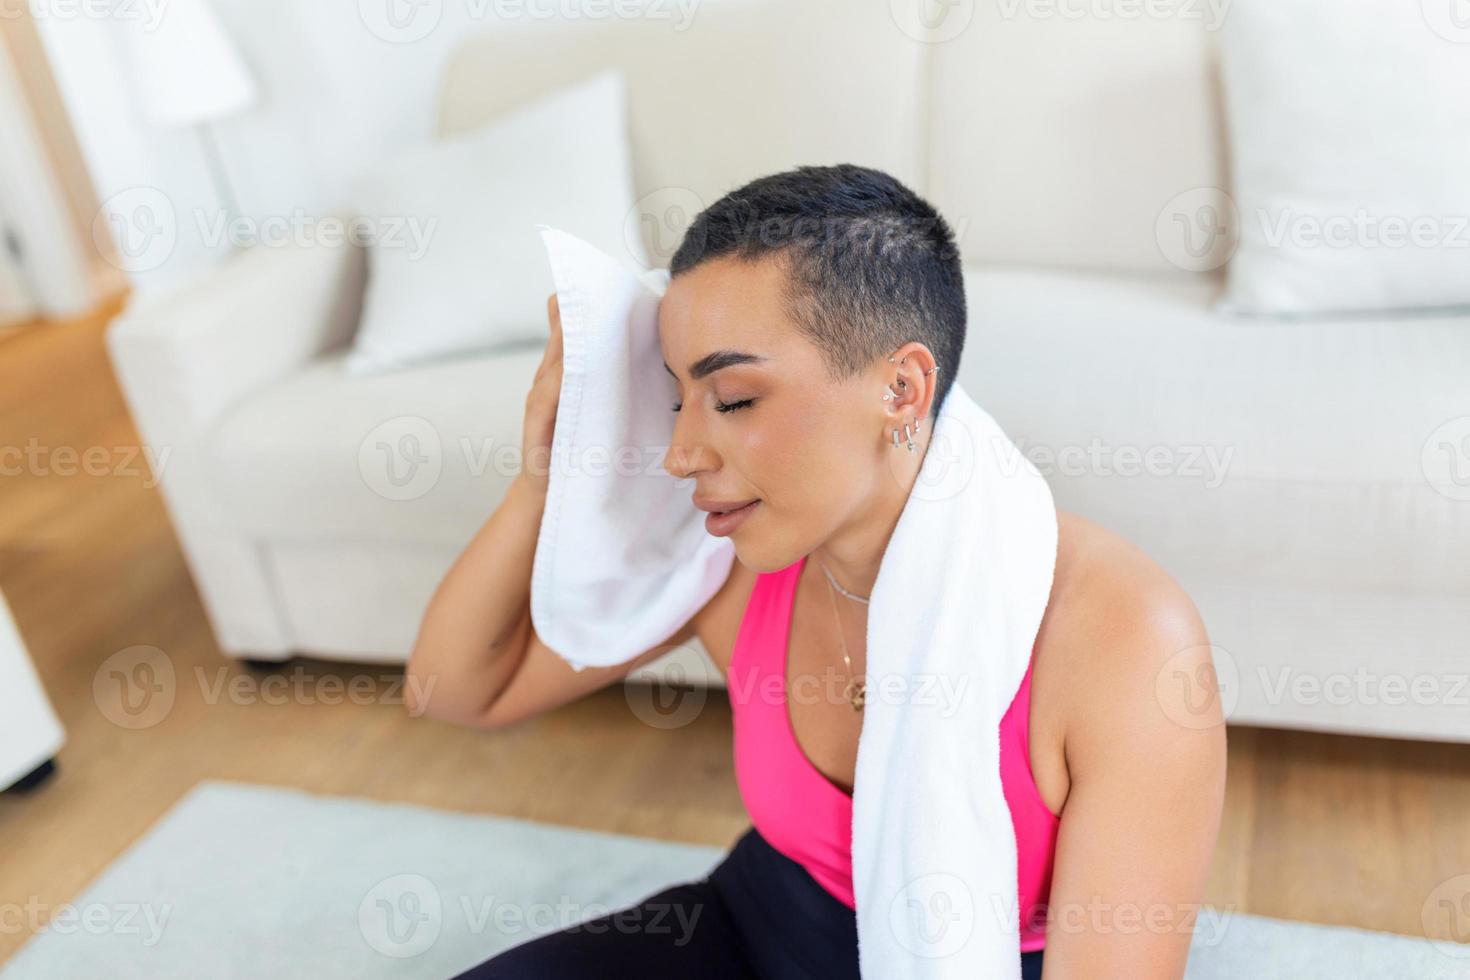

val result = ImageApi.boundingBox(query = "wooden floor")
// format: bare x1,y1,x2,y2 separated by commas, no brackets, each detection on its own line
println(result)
1,302,1468,964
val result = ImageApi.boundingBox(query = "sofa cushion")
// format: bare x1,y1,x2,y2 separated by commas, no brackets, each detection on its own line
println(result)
206,344,543,544
927,2,1226,275
209,266,1470,602
1217,0,1470,315
959,267,1470,598
435,1,927,269
345,69,641,374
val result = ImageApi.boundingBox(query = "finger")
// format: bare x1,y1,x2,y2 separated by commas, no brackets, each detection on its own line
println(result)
544,294,564,362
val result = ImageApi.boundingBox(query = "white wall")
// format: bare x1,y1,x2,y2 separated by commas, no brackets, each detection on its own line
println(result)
0,31,92,318
32,0,556,297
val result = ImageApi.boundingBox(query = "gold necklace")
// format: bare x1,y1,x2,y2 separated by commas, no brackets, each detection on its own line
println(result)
819,560,866,711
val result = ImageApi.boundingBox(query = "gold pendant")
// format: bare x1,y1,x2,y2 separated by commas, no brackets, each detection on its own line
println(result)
846,678,866,711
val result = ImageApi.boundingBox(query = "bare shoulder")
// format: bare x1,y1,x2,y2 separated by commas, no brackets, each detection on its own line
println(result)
1040,509,1220,780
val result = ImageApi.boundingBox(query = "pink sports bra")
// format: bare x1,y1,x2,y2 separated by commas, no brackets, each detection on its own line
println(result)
727,554,1060,952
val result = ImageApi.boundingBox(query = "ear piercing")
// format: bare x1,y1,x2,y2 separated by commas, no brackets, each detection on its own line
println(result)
884,354,939,452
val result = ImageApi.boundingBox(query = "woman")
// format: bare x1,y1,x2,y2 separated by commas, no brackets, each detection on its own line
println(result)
408,165,1228,979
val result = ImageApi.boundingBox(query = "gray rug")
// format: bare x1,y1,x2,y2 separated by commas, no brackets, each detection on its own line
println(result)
1,781,1461,978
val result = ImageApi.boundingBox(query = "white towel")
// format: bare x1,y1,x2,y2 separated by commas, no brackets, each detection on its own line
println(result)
529,226,1059,979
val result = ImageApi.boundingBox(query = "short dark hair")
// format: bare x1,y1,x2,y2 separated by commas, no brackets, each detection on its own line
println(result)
668,164,965,418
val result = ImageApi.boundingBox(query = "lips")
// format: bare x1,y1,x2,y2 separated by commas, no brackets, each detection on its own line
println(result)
693,496,760,515
698,498,761,537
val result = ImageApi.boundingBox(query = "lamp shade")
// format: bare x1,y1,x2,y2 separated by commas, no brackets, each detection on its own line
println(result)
118,0,258,128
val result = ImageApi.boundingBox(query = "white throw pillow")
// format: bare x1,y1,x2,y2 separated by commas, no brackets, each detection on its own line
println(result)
344,69,643,374
1218,0,1470,316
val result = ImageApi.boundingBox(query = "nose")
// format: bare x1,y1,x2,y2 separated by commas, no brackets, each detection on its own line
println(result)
663,409,715,481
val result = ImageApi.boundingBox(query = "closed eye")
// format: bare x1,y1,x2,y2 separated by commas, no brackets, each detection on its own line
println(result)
671,398,756,414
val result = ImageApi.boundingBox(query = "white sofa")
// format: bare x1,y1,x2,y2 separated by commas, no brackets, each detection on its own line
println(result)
1,590,65,792
107,2,1470,744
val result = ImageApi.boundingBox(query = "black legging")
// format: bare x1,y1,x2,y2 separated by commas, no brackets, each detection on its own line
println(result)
450,824,1045,979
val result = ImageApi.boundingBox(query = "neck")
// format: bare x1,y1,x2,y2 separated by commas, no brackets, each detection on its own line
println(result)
810,428,931,600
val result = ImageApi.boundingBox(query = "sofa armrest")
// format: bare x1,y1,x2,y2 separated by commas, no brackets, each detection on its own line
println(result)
106,235,366,453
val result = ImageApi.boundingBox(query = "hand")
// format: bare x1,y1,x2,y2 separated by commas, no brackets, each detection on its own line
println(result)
520,293,564,497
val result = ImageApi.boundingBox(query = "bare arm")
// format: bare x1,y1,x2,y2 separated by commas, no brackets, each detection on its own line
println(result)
405,295,703,728
405,473,696,727
1039,568,1227,979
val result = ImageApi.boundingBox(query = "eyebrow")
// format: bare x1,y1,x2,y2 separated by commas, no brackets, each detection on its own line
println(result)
663,349,769,382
